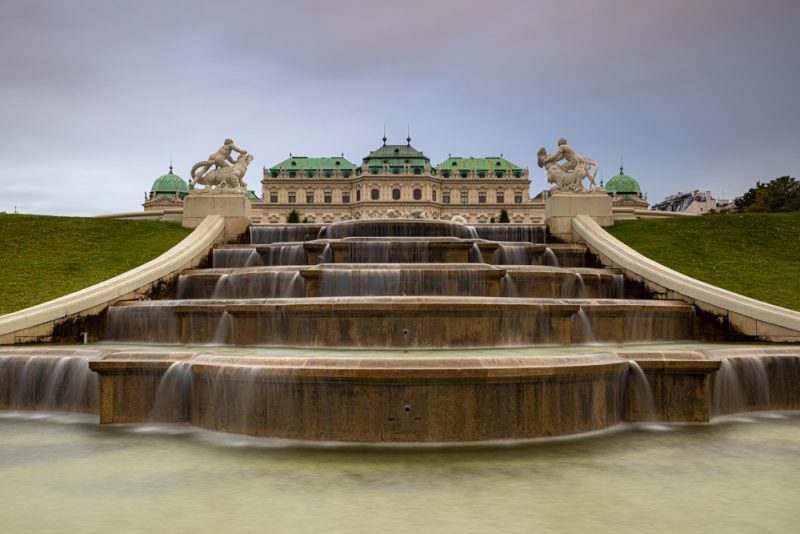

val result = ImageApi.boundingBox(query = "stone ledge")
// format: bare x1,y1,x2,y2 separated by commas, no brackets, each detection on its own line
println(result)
572,214,800,341
0,215,226,344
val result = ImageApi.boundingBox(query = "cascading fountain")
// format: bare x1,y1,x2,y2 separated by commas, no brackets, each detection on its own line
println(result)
3,218,800,442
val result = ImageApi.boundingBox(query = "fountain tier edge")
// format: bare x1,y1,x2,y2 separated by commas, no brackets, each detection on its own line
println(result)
2,345,799,443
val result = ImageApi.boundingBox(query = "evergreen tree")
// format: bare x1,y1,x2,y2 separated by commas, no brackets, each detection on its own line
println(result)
735,176,800,212
286,209,301,223
499,209,510,223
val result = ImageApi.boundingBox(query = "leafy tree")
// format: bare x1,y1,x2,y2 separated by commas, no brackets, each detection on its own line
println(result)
286,209,301,223
499,209,510,223
735,176,800,213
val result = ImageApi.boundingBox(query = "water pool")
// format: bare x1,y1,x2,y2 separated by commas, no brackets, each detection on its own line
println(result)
1,413,799,533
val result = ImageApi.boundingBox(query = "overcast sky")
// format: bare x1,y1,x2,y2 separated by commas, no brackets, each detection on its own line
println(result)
1,0,798,215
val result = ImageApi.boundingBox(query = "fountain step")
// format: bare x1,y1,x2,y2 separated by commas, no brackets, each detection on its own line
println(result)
84,346,800,442
470,224,549,243
105,297,695,348
247,222,551,245
319,219,479,239
211,241,590,267
249,224,323,244
176,265,625,299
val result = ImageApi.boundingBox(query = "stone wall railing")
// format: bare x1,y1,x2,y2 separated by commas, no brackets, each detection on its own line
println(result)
0,215,225,344
573,214,800,342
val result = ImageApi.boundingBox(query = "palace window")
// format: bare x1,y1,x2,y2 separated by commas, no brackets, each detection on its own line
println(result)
477,171,486,178
288,171,297,178
270,192,278,203
306,192,314,204
515,193,523,204
460,191,468,203
460,171,469,178
324,170,332,178
495,171,505,178
356,190,361,201
324,192,332,203
288,192,296,203
478,192,486,204
512,170,522,178
371,188,380,200
392,188,401,200
343,170,352,178
413,167,422,175
342,192,350,203
496,192,505,203
443,192,450,204
432,189,437,201
270,171,279,178
306,170,315,178
413,188,422,200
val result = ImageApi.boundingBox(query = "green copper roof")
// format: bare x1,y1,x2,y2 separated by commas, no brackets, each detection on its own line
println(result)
437,156,522,171
269,156,356,172
151,169,189,197
605,169,641,194
363,143,429,164
247,190,259,201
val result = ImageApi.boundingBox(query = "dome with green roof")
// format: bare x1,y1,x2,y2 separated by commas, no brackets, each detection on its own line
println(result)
605,167,641,196
150,166,189,199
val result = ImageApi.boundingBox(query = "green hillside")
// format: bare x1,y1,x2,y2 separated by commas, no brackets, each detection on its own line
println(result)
607,212,800,311
0,214,192,315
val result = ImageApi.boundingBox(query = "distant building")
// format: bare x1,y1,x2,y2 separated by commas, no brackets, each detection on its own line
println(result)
143,166,189,211
144,165,259,212
651,190,721,214
256,137,542,224
602,166,648,209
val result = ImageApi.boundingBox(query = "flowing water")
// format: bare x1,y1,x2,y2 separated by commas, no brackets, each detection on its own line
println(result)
1,414,799,533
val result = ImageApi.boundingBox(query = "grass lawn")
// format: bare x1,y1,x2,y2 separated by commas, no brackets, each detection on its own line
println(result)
606,212,800,311
0,214,192,315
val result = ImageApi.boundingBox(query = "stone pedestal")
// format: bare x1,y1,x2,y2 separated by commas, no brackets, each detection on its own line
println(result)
545,192,613,243
182,192,252,241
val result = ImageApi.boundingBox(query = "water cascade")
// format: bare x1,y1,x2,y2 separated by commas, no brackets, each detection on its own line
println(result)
5,218,796,443
628,361,656,422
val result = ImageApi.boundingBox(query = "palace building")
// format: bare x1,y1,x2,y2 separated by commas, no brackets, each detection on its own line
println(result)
254,137,543,224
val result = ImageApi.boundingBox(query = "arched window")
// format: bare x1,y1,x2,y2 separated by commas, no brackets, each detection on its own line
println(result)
371,189,380,200
356,190,361,201
413,188,422,200
392,188,401,200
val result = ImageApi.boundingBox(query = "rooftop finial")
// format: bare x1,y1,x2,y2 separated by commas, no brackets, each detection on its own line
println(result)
620,155,624,175
407,124,411,145
169,153,173,174
382,124,387,145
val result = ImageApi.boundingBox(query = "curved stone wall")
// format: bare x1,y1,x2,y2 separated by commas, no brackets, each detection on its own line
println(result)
0,215,225,344
572,214,800,342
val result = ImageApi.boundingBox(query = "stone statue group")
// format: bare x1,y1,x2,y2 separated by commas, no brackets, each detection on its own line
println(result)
190,138,252,193
537,138,602,193
188,136,602,195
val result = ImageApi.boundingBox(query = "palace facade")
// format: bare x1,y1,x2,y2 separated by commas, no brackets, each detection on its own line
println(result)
253,138,544,224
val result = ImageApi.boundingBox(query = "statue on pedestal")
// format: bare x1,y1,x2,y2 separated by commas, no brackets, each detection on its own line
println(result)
190,139,251,192
537,138,601,192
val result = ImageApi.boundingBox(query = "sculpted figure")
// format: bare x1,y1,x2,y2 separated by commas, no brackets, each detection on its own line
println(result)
191,138,247,185
537,138,601,192
192,152,253,192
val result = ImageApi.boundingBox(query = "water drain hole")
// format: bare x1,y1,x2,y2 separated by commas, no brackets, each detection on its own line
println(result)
403,329,409,335
404,405,412,413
